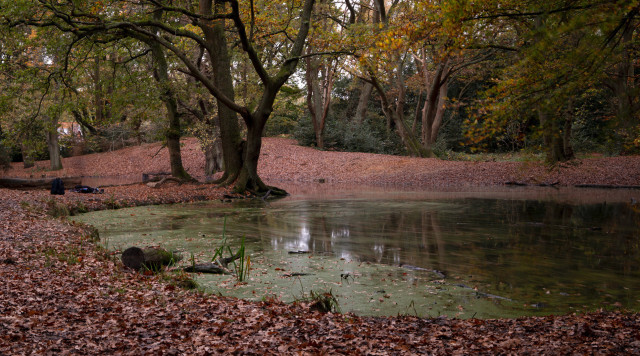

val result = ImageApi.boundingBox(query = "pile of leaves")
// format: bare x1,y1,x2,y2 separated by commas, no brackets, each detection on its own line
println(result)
1,186,639,354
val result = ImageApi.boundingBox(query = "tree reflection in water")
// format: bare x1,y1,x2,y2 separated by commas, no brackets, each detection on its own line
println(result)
74,192,640,316
240,198,640,310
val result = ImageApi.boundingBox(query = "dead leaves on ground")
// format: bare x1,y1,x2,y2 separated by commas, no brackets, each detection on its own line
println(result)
1,187,639,354
1,138,640,354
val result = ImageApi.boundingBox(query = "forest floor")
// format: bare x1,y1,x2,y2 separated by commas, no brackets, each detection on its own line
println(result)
1,137,640,354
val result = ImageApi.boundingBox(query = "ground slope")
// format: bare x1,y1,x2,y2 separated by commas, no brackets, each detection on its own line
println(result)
4,137,640,187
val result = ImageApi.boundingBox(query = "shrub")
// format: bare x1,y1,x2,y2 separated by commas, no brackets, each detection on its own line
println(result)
294,116,404,155
0,141,10,171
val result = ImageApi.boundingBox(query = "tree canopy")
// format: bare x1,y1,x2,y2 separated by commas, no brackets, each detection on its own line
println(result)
0,0,638,183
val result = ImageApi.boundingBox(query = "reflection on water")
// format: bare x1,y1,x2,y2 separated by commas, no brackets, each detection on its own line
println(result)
74,188,640,318
232,198,640,306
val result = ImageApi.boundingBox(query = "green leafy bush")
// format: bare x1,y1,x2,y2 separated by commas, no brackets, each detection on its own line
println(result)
294,116,404,155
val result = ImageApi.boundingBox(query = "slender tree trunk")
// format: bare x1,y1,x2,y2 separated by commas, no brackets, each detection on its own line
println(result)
563,101,575,160
305,52,334,149
411,91,422,134
93,56,104,123
306,56,323,148
430,82,448,144
422,81,448,157
420,58,448,158
22,144,34,169
46,115,63,171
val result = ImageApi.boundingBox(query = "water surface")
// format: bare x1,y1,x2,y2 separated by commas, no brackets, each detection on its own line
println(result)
74,186,640,318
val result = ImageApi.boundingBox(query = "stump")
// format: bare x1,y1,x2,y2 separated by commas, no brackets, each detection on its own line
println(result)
121,247,181,271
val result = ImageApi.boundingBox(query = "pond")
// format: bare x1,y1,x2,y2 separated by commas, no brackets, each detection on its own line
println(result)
72,185,640,319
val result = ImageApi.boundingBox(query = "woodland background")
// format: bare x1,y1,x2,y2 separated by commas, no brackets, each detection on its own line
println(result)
0,1,639,188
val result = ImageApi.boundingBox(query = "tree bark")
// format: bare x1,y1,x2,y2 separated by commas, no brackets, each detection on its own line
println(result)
204,138,224,176
305,49,334,149
370,72,427,157
563,101,575,160
209,0,314,195
200,0,244,186
148,10,192,181
608,21,638,127
235,113,272,194
421,58,449,158
354,81,373,123
539,110,569,163
46,115,63,171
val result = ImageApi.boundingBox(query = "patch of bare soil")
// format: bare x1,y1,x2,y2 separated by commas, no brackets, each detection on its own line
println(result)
1,139,640,354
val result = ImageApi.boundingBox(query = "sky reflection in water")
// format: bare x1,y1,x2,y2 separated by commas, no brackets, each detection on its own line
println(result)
75,187,640,318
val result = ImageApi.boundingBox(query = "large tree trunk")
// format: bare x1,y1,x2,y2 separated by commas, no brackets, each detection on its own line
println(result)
198,0,313,195
607,22,639,134
354,81,373,123
204,138,224,176
234,119,267,194
233,80,287,197
201,0,243,186
539,110,570,164
149,11,192,181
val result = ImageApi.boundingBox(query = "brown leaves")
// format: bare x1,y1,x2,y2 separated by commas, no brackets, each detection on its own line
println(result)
1,139,640,354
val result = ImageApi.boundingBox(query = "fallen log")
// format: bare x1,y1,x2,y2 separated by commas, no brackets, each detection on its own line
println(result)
0,177,82,189
121,247,182,271
183,263,229,274
183,252,242,274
